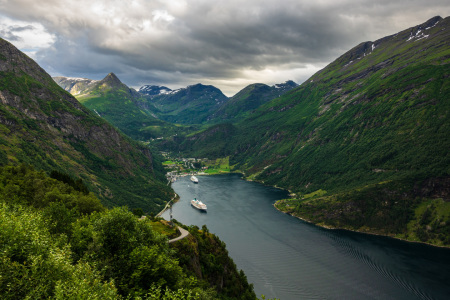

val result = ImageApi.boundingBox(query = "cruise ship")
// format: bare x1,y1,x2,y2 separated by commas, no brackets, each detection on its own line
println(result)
191,198,207,211
190,175,199,183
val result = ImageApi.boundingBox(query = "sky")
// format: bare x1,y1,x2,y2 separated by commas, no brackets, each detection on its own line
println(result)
0,0,449,96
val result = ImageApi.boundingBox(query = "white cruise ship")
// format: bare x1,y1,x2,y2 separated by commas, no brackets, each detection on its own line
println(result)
190,175,199,183
191,198,207,211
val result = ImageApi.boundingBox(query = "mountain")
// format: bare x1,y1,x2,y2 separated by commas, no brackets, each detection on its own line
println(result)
53,76,98,95
163,16,450,246
209,80,297,122
54,74,196,140
140,83,229,124
139,80,296,125
74,71,159,139
0,38,172,213
139,84,172,97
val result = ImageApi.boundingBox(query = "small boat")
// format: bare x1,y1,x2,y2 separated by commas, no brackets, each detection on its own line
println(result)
190,175,199,183
191,198,207,211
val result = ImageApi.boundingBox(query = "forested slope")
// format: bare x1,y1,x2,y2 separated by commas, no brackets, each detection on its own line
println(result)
0,164,256,299
0,38,172,213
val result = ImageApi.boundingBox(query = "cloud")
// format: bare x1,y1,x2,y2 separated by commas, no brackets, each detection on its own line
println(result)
0,15,55,58
0,0,449,95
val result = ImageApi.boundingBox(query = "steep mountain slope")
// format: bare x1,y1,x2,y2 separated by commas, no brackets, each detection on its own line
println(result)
165,16,450,245
236,16,449,192
141,83,229,124
0,38,172,213
55,74,195,140
76,73,160,139
209,80,297,122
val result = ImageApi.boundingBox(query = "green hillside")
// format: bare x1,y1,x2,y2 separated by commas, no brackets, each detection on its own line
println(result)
0,38,172,214
75,73,189,140
161,16,450,246
209,81,297,123
143,83,229,124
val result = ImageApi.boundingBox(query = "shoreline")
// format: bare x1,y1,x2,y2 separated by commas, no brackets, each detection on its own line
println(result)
165,170,449,249
273,201,450,249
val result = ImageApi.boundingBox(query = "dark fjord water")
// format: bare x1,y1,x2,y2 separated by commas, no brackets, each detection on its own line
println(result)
162,174,450,300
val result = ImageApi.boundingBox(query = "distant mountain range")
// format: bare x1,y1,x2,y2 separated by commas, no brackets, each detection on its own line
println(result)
0,38,172,213
137,81,297,124
162,16,450,246
54,74,297,131
53,76,98,95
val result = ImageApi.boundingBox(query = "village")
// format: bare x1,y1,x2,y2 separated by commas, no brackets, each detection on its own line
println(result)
160,152,232,183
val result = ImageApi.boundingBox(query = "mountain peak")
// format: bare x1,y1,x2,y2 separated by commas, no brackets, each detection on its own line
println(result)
420,16,442,28
100,72,122,87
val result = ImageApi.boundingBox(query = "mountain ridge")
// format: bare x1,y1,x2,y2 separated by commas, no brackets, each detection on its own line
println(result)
139,84,173,97
208,80,298,122
0,37,172,213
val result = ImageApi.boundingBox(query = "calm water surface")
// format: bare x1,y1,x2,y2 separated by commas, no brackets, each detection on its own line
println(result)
162,174,450,300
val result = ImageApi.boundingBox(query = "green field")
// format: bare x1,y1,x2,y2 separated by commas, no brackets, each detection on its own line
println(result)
203,157,231,174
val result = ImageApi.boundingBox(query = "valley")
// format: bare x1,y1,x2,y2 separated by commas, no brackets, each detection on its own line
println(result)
154,16,450,247
52,16,450,248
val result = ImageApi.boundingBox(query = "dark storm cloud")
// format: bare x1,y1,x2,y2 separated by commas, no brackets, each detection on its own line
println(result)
1,0,449,95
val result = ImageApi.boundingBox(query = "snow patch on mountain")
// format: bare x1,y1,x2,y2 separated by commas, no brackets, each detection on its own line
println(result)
406,18,440,42
406,29,430,42
425,21,439,30
272,80,298,90
139,85,173,96
66,77,97,82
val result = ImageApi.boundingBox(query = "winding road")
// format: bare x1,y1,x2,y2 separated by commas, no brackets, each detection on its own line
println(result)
156,193,178,218
168,226,190,243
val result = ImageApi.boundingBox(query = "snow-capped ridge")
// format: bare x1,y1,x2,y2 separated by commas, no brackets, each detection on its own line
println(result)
65,77,97,82
138,85,173,96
